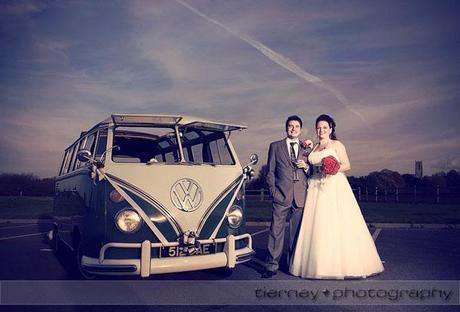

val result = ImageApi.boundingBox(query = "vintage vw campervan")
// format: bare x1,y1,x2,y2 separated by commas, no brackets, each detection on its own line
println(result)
52,114,257,278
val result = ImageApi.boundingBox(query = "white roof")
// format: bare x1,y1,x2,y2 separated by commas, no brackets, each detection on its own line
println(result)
94,113,247,132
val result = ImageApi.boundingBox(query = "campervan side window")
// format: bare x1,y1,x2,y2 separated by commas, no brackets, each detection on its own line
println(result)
59,150,70,175
73,132,97,169
94,129,108,160
74,137,89,169
62,144,78,175
84,133,97,152
69,143,80,173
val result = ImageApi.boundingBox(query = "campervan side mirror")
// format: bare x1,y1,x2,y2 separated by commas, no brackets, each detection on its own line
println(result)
77,149,93,163
249,154,258,166
243,154,258,180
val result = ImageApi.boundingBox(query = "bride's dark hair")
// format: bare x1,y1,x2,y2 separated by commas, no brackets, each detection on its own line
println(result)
315,114,337,140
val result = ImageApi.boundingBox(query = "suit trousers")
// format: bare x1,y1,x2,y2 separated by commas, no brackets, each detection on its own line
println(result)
266,201,303,272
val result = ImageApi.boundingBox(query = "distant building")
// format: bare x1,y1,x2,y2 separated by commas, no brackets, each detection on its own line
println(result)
415,160,423,178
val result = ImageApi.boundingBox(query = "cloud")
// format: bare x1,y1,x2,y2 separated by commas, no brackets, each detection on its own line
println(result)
32,38,73,63
174,0,369,124
1,0,459,177
0,0,46,15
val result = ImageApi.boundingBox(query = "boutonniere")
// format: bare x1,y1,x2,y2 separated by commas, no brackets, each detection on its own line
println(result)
301,139,313,149
301,139,313,157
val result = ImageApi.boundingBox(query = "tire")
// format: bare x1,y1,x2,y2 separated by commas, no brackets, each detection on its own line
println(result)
51,227,60,254
211,267,234,278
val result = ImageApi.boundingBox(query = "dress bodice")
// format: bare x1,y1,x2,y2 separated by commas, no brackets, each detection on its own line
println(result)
308,147,340,166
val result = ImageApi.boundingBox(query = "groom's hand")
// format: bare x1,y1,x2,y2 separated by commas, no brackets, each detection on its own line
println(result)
295,159,308,169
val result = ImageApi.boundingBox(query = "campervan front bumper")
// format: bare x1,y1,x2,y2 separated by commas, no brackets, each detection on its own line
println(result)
81,233,254,277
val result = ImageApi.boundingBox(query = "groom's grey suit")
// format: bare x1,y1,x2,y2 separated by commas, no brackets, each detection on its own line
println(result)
266,139,309,272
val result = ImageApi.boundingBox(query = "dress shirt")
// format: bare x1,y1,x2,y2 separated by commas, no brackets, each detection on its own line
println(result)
286,138,299,159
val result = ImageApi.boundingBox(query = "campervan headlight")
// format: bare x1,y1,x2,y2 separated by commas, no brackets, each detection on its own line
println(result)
115,209,142,233
227,205,243,229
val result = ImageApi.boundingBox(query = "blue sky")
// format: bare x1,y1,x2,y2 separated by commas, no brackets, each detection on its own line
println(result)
1,0,459,177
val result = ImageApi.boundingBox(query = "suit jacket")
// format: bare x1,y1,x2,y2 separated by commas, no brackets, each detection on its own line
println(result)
266,139,309,208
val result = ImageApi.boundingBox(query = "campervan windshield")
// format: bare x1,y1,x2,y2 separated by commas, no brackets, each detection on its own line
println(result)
112,126,235,165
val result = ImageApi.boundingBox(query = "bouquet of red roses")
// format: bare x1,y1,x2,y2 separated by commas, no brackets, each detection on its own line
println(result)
321,155,340,175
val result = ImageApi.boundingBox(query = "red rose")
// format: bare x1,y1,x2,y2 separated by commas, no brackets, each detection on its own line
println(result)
321,155,340,175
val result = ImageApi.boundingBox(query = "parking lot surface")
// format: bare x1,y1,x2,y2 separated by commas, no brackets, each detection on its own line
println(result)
0,221,459,311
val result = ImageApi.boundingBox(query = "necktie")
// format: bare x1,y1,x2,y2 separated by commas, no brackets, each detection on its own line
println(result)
290,142,299,181
290,142,297,163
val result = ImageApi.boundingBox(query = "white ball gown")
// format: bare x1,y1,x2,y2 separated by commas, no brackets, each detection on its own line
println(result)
289,147,384,279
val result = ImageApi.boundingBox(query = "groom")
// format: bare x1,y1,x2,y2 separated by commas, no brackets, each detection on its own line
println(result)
262,115,310,278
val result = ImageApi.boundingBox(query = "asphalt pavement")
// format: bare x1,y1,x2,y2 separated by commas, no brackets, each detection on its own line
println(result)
0,221,459,311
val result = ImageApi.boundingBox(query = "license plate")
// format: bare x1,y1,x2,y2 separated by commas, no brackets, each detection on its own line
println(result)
161,244,215,257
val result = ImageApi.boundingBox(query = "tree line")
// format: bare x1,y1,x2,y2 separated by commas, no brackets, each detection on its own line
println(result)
247,166,460,193
0,174,54,196
1,168,460,197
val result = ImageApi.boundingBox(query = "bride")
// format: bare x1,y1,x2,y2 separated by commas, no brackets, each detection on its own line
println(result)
289,114,384,279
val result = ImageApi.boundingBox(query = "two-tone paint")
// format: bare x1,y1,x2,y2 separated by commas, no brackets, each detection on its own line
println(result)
52,114,256,278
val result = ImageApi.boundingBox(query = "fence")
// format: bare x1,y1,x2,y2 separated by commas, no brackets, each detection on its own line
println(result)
245,186,460,205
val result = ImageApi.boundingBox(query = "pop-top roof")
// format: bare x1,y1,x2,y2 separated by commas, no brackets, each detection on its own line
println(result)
99,113,248,131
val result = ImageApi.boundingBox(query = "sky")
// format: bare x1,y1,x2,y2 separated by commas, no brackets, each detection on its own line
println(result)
1,0,460,178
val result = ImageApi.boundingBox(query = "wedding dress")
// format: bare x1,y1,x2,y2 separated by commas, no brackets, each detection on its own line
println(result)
289,147,384,279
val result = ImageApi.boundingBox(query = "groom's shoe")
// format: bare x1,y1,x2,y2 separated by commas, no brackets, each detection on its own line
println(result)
261,270,277,278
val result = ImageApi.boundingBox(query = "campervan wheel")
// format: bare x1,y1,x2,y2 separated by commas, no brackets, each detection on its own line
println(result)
51,227,60,254
210,267,234,278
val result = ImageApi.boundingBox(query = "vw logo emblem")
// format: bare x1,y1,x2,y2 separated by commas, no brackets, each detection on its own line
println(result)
170,178,203,212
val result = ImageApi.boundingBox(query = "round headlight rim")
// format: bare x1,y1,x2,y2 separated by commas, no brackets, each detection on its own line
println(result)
114,208,143,234
227,205,243,229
